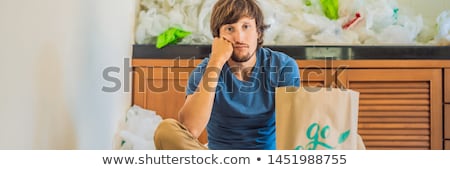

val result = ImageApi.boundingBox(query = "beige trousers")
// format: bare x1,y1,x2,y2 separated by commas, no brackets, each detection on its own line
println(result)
154,119,208,150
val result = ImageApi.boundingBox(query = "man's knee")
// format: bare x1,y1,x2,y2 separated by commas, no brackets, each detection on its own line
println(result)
153,118,207,150
154,118,180,143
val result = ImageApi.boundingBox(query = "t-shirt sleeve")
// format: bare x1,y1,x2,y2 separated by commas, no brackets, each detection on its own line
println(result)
278,55,300,87
186,58,209,96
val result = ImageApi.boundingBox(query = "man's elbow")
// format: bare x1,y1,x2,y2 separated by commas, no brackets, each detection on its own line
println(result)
179,111,202,139
188,127,202,139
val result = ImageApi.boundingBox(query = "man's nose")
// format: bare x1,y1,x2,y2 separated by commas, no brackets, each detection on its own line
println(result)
231,29,244,43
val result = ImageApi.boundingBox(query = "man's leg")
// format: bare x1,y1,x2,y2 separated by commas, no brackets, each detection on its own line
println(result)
154,118,208,150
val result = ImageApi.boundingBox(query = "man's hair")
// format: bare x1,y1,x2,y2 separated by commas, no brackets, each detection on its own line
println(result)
210,0,270,48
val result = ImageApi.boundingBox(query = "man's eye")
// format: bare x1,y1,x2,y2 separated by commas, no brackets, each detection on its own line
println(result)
226,27,233,32
243,25,249,29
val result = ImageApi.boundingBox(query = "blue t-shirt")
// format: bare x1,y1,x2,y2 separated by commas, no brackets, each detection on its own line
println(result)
186,47,300,150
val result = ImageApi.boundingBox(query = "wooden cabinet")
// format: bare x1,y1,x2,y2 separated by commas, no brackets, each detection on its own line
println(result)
300,68,330,87
133,59,449,149
339,69,442,150
446,140,450,150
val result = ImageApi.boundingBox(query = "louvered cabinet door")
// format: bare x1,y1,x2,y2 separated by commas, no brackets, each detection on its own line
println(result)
339,69,443,150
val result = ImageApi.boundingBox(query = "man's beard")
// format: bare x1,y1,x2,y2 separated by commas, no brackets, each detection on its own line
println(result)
231,49,256,63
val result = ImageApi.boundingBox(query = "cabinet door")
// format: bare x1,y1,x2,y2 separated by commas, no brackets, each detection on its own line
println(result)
300,68,334,87
445,69,450,103
339,69,443,150
446,105,450,139
133,67,208,144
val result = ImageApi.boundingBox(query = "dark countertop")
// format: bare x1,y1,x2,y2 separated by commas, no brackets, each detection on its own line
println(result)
133,44,450,60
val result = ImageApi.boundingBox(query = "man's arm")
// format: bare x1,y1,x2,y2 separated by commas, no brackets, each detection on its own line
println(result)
279,56,300,87
178,37,233,138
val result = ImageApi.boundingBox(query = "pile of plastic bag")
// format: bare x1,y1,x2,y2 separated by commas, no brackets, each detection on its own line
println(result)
135,0,449,46
118,105,162,150
433,10,450,45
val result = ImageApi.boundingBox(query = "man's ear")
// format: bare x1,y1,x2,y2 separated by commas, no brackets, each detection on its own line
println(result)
257,30,262,40
258,28,262,36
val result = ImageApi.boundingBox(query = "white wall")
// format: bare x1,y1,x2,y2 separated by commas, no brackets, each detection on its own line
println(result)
0,0,136,149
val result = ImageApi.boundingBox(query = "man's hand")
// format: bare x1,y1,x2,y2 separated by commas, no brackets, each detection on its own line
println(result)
209,37,233,67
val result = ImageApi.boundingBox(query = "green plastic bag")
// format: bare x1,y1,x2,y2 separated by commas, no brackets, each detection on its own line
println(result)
156,27,191,49
320,0,339,20
304,0,312,6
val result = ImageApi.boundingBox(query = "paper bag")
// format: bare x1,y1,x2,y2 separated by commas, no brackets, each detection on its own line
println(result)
276,87,365,150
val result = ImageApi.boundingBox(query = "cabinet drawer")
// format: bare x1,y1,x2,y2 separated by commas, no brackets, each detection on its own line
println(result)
446,105,450,139
446,140,450,150
446,69,450,103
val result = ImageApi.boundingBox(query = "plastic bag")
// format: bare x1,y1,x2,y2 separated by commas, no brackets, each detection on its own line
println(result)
136,0,209,45
339,0,362,19
119,105,162,150
363,0,399,32
434,10,450,45
135,9,170,44
194,0,215,43
135,0,426,45
320,0,339,20
275,26,307,45
259,0,292,44
312,24,359,44
156,27,191,48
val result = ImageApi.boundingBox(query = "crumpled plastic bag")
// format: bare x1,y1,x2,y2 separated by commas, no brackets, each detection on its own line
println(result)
259,0,301,44
365,0,422,44
136,0,211,45
312,24,359,44
347,0,423,44
320,0,339,20
135,0,429,45
363,0,399,32
275,26,308,45
433,10,450,45
302,0,326,15
119,105,162,150
156,27,191,48
135,8,170,44
179,0,215,44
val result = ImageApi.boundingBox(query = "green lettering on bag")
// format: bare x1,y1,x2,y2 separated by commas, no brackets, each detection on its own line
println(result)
295,123,351,150
338,130,351,144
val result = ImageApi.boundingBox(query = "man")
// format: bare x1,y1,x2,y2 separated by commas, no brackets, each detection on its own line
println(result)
154,0,300,150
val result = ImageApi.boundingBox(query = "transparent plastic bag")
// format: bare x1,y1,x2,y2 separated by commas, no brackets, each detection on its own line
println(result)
119,105,162,150
259,0,291,44
364,0,398,32
370,11,423,44
135,0,426,45
275,26,307,45
434,10,450,45
136,0,211,45
320,0,339,20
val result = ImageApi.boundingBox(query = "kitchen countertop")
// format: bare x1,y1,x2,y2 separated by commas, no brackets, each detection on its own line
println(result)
132,44,450,60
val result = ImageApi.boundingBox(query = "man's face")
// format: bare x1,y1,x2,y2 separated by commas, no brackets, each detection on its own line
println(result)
219,16,259,63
